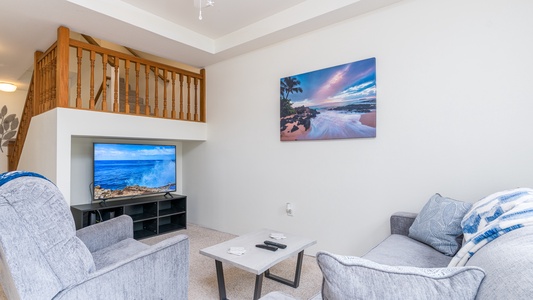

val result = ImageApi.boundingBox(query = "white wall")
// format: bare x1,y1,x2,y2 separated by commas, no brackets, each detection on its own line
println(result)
184,0,533,256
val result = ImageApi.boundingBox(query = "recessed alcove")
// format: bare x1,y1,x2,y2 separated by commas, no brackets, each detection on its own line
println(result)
17,107,206,206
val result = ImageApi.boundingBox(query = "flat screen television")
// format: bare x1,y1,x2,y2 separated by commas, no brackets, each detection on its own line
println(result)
93,143,176,201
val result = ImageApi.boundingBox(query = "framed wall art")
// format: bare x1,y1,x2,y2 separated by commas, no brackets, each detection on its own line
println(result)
280,57,376,141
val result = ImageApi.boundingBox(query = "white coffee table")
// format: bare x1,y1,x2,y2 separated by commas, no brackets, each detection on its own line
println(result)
199,229,317,300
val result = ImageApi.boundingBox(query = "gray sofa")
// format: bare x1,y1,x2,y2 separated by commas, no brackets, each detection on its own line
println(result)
357,211,533,299
0,171,190,299
263,192,533,300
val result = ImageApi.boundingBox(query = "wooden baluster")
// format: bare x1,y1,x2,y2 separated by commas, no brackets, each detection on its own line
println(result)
179,74,184,120
76,48,82,108
154,66,159,117
125,60,130,113
102,53,108,111
187,76,191,120
47,54,52,110
43,58,47,111
51,51,57,107
113,57,119,112
163,69,168,118
40,56,45,110
89,50,95,109
194,77,199,121
135,62,140,114
171,72,177,119
145,64,150,115
43,55,49,110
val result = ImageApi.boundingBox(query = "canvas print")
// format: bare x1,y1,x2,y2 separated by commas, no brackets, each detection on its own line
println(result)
280,57,376,141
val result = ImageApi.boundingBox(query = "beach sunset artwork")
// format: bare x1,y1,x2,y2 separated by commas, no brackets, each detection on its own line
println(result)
280,57,376,141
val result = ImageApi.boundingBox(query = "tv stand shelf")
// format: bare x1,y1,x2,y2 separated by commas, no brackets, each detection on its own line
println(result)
70,194,186,239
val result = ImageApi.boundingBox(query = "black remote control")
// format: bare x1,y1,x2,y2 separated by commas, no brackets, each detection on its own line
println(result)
255,244,278,251
264,240,287,249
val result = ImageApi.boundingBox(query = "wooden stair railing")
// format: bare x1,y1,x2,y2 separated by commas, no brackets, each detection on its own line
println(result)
8,26,207,171
7,73,35,171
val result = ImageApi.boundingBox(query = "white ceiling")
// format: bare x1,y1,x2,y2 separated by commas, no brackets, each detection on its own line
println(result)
0,0,401,91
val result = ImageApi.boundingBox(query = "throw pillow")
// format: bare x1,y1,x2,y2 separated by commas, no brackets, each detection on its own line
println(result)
408,193,472,256
316,252,485,300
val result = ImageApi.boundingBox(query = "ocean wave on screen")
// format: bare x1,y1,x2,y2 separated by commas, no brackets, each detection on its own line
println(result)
127,160,176,188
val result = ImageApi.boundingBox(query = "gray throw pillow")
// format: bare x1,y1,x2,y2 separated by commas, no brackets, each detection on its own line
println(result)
316,252,485,300
408,193,472,256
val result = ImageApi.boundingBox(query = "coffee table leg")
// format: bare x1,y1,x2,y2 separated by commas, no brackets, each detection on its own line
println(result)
253,273,264,300
215,260,228,300
265,250,304,288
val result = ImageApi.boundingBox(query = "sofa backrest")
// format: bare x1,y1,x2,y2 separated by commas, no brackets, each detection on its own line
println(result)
466,225,533,299
0,172,95,299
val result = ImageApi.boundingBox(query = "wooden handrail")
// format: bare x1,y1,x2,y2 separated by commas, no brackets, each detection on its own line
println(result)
69,40,203,79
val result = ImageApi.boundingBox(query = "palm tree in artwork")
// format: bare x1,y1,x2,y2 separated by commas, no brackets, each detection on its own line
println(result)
280,76,303,100
280,76,303,117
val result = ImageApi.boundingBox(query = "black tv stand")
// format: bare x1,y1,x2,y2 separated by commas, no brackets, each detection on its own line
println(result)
70,194,187,239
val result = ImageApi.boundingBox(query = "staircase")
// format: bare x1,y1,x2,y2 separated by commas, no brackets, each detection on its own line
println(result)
118,78,147,113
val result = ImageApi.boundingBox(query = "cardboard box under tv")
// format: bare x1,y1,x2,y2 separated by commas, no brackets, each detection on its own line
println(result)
70,194,187,239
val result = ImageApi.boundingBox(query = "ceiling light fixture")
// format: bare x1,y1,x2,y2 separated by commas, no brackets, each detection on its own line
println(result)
194,0,215,21
0,82,16,92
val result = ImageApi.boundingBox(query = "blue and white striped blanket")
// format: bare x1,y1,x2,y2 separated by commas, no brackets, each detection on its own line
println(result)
448,187,533,267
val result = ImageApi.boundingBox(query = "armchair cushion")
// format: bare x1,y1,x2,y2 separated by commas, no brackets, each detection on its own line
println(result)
408,193,472,256
91,238,149,270
317,251,485,300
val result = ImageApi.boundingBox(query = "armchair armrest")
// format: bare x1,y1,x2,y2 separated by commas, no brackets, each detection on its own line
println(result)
54,234,190,300
76,215,133,253
390,212,418,236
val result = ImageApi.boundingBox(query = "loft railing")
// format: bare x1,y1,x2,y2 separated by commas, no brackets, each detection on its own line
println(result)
8,26,206,171
35,26,206,120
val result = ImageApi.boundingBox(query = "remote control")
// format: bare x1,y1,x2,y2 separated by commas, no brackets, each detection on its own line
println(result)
255,244,278,251
264,240,287,249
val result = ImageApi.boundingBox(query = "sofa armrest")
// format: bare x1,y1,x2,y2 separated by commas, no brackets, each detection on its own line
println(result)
390,212,418,236
54,234,189,300
76,215,134,253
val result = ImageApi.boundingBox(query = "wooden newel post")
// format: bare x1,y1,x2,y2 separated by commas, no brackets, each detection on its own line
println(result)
33,51,43,115
200,68,206,122
56,26,70,108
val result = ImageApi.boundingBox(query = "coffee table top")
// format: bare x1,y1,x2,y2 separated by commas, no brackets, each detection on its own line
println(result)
199,229,316,275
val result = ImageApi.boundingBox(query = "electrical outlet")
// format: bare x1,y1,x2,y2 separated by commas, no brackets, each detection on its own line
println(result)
286,203,294,216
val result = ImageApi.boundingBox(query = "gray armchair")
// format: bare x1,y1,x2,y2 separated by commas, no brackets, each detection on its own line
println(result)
0,171,189,299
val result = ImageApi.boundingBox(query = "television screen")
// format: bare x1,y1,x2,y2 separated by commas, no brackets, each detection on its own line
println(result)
93,143,176,200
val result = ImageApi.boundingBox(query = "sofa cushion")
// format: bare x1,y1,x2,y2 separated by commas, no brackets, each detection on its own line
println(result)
363,234,452,268
465,226,533,299
408,193,472,256
317,251,485,300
